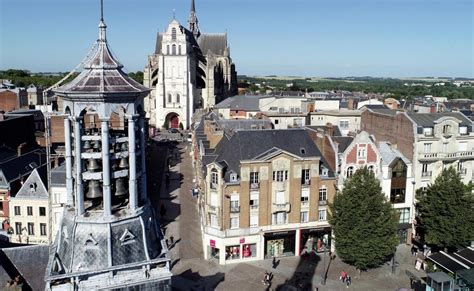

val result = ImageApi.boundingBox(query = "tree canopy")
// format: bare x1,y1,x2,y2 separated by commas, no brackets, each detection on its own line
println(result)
330,167,398,271
416,167,474,250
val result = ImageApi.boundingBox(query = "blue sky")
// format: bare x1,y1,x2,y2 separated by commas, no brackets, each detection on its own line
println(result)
0,0,472,77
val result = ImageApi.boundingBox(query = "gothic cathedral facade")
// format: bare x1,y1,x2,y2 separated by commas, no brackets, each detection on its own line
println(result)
143,0,238,130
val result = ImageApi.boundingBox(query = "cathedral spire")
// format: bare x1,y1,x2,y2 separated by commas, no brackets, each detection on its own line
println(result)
188,0,200,37
98,0,107,41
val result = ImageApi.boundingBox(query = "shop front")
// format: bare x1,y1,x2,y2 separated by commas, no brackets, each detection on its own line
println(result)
300,227,331,254
264,230,296,259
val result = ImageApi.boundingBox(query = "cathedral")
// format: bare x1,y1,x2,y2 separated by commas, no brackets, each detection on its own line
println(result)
143,0,238,130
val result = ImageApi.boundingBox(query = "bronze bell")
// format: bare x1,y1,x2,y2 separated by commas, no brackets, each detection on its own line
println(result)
86,180,103,199
118,158,128,169
115,178,128,197
87,159,100,172
83,140,92,150
93,140,101,150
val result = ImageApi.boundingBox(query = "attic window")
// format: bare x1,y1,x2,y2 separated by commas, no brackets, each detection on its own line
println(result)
28,162,38,169
120,229,136,246
29,183,37,192
300,148,306,155
85,234,98,247
230,172,238,182
423,127,433,136
171,28,177,40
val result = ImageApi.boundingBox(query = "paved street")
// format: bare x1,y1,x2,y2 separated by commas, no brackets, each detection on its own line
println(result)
148,139,426,291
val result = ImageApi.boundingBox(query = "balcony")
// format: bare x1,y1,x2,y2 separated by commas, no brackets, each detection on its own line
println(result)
230,206,240,213
318,200,328,206
421,171,432,178
418,151,474,161
272,202,291,213
250,182,260,189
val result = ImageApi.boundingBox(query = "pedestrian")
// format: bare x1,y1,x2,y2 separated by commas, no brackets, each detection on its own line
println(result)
272,256,276,269
170,235,175,245
346,275,351,288
340,271,347,282
262,272,269,286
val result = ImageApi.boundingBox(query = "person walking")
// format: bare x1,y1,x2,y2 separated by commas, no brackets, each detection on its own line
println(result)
340,271,347,283
272,256,277,269
346,275,351,288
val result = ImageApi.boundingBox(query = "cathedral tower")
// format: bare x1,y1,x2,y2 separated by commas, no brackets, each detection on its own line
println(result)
45,2,171,290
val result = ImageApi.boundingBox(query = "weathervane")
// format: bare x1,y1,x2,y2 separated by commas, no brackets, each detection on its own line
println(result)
100,0,104,21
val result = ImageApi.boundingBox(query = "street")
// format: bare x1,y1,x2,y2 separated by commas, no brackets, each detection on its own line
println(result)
147,138,426,291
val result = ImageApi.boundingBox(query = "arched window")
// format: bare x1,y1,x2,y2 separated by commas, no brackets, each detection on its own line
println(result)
347,166,354,178
167,94,172,103
172,44,176,55
171,28,177,40
176,94,180,104
178,45,182,55
166,45,170,55
368,165,374,173
210,169,218,189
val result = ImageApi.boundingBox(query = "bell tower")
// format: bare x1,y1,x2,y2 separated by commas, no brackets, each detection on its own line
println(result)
45,1,172,290
188,0,200,37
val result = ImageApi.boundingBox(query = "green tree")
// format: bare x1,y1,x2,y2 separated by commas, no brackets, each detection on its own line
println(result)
416,167,474,250
329,167,398,271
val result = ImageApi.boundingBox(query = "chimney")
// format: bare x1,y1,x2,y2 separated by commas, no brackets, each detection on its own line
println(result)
326,122,334,136
17,143,26,156
347,98,354,110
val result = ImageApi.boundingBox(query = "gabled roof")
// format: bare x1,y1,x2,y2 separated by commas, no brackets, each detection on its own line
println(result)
209,129,333,181
0,149,46,185
1,245,49,291
378,142,410,166
13,168,48,199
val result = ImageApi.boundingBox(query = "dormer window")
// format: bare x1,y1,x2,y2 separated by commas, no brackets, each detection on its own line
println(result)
321,167,329,177
119,229,136,246
230,172,238,182
423,127,433,136
442,124,451,135
459,126,468,135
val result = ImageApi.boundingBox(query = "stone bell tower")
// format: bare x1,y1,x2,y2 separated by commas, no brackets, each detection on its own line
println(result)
44,2,172,290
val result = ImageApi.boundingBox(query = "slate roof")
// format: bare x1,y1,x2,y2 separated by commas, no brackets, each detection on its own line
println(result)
214,95,260,111
306,125,342,137
14,168,48,199
5,109,44,122
378,142,410,166
0,149,46,185
365,107,400,116
1,245,50,291
154,32,163,54
55,20,150,99
0,146,16,162
51,164,66,187
197,33,227,55
361,104,389,110
332,136,353,153
210,129,333,181
406,112,473,127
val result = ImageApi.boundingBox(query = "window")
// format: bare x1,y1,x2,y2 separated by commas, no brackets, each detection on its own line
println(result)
300,211,309,223
423,143,431,153
347,166,354,178
167,94,172,103
39,207,46,216
318,209,327,221
225,245,240,260
230,172,238,182
275,119,279,125
171,27,177,40
250,215,258,227
210,170,218,189
250,193,259,209
442,124,451,135
242,243,257,258
272,170,288,182
14,206,20,216
40,223,47,236
172,44,176,55
176,94,180,104
397,208,410,223
275,191,285,205
178,45,182,55
301,190,309,204
27,223,34,235
339,120,349,130
390,188,406,204
319,187,327,201
27,206,33,216
230,217,239,229
273,212,287,225
301,169,310,185
209,213,218,227
250,172,259,186
423,127,433,136
166,45,170,55
15,222,22,235
368,165,374,173
230,196,240,212
357,148,366,158
459,126,468,135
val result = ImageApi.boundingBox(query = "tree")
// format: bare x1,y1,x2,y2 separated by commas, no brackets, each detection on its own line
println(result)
329,167,398,271
416,167,474,251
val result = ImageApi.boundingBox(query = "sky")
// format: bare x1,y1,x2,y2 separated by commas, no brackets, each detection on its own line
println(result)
0,0,473,78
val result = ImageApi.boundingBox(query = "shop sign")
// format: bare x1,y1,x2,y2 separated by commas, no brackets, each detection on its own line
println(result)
210,239,216,248
239,238,245,244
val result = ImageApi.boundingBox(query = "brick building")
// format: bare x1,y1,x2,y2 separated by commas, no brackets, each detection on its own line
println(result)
0,89,27,112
